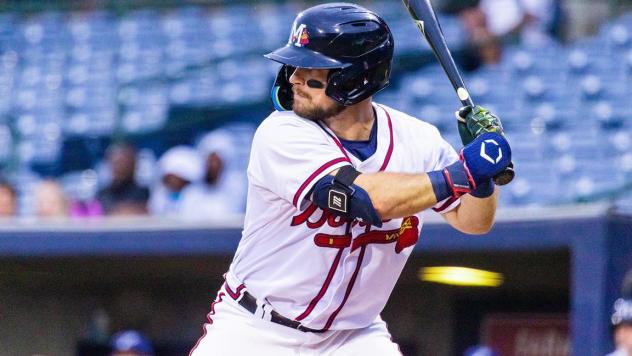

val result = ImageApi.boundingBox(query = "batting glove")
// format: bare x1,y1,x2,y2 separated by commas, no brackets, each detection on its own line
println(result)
456,105,505,146
442,132,512,198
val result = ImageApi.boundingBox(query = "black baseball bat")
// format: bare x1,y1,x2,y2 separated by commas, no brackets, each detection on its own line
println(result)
401,0,515,186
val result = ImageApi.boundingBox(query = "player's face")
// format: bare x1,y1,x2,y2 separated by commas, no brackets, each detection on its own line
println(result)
289,68,346,121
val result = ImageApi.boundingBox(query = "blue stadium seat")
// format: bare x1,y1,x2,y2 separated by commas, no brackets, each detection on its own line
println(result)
506,161,558,206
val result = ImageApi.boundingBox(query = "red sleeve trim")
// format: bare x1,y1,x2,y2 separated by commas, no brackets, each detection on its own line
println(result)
292,157,351,207
432,196,458,213
377,105,394,172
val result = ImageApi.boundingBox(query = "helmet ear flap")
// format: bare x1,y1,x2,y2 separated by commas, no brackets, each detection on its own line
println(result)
270,65,295,111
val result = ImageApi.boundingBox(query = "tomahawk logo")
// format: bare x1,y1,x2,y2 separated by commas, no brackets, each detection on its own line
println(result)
290,24,310,47
480,139,503,164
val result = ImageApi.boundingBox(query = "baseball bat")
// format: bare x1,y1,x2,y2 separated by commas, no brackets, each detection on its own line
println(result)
401,0,515,186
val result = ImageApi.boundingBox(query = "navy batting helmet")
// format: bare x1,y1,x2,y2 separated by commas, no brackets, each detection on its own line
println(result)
264,3,394,110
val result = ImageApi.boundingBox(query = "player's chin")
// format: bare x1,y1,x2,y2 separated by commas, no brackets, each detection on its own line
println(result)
293,107,315,121
292,101,313,119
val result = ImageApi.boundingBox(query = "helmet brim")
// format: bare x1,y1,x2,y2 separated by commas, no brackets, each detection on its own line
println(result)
264,44,351,69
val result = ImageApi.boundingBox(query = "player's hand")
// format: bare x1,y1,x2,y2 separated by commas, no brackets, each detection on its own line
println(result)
455,105,505,146
461,132,511,185
442,132,512,197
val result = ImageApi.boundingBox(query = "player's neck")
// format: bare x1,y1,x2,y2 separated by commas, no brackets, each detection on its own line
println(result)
322,98,374,141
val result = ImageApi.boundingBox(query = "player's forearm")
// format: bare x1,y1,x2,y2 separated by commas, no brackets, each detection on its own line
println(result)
354,171,437,219
446,189,498,234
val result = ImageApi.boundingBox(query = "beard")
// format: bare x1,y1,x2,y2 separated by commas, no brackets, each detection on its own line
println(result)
292,91,347,121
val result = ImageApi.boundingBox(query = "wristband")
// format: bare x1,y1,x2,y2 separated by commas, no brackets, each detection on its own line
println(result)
428,161,473,202
428,170,451,202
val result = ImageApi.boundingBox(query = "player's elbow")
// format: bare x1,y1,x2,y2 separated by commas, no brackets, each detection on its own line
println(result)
452,224,492,235
464,220,494,235
448,210,495,235
371,195,401,221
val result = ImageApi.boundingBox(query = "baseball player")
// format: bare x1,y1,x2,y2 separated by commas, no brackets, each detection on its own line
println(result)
190,3,512,355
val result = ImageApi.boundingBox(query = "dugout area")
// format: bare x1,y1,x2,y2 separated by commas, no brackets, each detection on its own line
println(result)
0,205,629,356
386,250,569,355
0,250,568,356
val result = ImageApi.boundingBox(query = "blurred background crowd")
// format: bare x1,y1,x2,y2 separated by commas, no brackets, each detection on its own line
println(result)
0,127,249,219
1,0,632,355
0,0,629,220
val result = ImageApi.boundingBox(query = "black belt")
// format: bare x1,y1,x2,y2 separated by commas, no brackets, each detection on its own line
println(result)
237,290,325,333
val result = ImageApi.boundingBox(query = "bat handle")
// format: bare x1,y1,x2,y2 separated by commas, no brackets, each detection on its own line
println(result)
493,163,515,186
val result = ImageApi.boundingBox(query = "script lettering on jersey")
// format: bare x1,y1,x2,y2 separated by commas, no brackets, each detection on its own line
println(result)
350,216,420,253
291,203,347,229
292,204,420,253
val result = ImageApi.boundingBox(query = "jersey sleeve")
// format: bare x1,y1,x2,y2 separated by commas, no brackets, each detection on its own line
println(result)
429,128,461,214
248,115,351,209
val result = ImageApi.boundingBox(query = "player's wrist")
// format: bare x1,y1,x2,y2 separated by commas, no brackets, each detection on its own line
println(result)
428,161,473,202
469,179,495,198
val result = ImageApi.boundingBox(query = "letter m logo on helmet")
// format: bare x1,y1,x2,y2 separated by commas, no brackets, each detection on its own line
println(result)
290,24,310,47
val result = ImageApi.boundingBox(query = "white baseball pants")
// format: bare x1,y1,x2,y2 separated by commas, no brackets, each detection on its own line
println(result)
189,285,402,356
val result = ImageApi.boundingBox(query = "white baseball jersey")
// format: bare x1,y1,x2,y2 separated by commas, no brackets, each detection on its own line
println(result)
226,102,460,331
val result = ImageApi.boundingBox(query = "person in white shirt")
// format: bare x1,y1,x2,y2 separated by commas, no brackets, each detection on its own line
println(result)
148,145,203,216
179,129,247,221
608,298,632,356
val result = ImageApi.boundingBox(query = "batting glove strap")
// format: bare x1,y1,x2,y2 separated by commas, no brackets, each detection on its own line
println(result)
444,161,476,198
428,161,474,202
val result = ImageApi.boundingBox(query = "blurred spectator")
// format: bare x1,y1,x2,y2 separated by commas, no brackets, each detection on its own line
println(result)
609,271,632,356
148,145,203,216
439,0,564,69
608,298,632,356
0,180,16,216
479,0,564,46
70,198,103,218
179,129,247,220
97,143,149,216
439,0,502,69
109,330,154,356
35,180,67,217
464,345,499,356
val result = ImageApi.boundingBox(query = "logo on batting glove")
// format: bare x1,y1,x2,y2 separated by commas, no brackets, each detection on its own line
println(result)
480,139,503,164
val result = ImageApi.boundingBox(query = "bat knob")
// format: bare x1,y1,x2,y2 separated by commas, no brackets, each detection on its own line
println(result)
493,163,515,186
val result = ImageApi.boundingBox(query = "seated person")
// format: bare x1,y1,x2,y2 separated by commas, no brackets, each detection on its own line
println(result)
0,180,16,216
180,129,247,220
148,145,203,216
98,143,150,216
35,179,67,217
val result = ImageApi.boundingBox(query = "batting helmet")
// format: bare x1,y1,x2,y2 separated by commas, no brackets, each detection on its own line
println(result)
264,3,394,110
